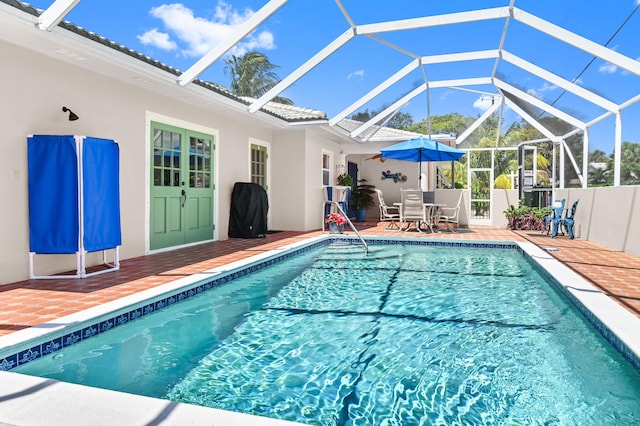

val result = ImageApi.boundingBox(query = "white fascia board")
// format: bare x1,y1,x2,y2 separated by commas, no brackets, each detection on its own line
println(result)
329,58,420,126
455,101,502,145
504,98,559,141
36,0,80,31
178,0,289,86
351,84,426,139
502,50,619,113
428,77,493,89
357,7,510,35
249,28,355,113
421,49,499,65
494,78,585,130
514,8,640,77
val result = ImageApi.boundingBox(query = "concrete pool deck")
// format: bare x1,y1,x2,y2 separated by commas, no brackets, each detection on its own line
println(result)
1,224,639,425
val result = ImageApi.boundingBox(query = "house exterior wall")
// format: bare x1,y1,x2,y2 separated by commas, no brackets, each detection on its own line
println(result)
270,130,307,231
0,39,337,283
306,131,343,230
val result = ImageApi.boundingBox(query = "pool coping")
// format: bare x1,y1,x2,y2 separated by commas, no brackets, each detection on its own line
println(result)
0,235,638,425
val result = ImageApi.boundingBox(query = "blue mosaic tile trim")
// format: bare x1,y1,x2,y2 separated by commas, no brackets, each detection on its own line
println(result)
332,236,518,250
526,254,640,371
0,239,329,372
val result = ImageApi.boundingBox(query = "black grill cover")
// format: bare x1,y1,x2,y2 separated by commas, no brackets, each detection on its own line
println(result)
228,182,268,238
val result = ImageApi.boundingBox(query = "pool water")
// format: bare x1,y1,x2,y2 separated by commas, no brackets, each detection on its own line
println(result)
14,243,640,425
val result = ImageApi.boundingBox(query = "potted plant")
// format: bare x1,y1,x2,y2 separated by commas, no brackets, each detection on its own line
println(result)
336,173,353,187
350,179,376,222
325,212,347,233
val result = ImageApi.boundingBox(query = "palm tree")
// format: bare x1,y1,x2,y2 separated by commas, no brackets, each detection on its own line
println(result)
224,51,293,104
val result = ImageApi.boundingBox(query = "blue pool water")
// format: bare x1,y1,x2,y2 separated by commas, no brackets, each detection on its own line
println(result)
13,242,640,425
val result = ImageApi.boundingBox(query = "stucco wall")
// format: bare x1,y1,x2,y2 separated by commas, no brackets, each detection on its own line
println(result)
306,131,343,230
555,186,640,256
2,38,345,282
270,130,307,231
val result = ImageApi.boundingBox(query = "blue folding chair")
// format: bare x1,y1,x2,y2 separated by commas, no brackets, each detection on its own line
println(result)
543,199,565,235
552,199,579,239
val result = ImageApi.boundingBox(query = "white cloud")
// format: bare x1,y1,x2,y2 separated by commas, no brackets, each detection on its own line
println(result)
599,62,618,74
473,96,494,111
538,82,557,92
137,28,177,51
527,88,541,98
347,69,365,79
140,2,275,57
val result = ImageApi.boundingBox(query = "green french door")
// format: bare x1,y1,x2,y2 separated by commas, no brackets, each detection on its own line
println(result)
150,122,214,250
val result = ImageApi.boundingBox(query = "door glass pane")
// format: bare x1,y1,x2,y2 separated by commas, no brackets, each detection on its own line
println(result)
189,136,212,188
251,145,267,189
153,129,181,187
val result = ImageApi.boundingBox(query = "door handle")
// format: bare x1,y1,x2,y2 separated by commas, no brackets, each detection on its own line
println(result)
181,189,186,207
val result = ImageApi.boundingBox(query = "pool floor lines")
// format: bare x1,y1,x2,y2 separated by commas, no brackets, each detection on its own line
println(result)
266,307,554,332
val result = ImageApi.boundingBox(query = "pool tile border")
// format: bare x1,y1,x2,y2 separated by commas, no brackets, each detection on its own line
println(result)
2,236,638,374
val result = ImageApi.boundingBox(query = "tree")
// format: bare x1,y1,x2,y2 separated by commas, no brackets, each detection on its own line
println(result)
349,109,414,129
224,51,292,104
620,141,640,185
407,113,472,136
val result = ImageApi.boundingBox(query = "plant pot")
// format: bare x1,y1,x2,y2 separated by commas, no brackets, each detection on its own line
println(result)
328,222,344,234
355,209,367,222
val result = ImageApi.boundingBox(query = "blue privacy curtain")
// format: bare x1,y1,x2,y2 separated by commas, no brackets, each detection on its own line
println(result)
27,135,121,254
28,135,79,254
82,137,122,252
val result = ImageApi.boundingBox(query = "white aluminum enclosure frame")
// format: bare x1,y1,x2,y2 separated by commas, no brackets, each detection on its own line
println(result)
31,0,640,188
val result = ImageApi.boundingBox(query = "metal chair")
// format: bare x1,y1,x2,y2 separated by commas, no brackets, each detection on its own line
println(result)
375,189,400,230
437,191,464,232
553,199,579,239
543,199,565,235
400,188,431,232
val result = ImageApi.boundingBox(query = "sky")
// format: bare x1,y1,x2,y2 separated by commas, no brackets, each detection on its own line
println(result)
25,0,640,154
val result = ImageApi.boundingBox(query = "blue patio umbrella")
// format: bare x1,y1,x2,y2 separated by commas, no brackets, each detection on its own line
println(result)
380,136,465,186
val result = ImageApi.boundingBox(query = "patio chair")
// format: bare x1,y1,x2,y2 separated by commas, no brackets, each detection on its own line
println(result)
375,189,400,230
437,191,464,232
553,199,579,239
400,188,431,232
542,199,565,235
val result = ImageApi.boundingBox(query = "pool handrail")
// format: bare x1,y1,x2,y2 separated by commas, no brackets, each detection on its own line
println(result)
323,201,368,253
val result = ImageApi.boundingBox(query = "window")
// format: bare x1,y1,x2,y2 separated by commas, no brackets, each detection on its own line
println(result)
322,152,332,186
251,144,268,189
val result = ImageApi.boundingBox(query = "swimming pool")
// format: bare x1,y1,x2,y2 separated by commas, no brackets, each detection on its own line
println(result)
1,237,640,425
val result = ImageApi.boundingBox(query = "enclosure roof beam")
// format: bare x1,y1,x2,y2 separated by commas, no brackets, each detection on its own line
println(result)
429,77,493,89
504,98,559,142
501,50,619,113
455,100,502,145
178,0,289,86
329,59,420,126
36,0,80,31
514,8,640,77
494,78,586,130
351,84,426,139
421,49,499,65
357,7,511,35
249,28,355,113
